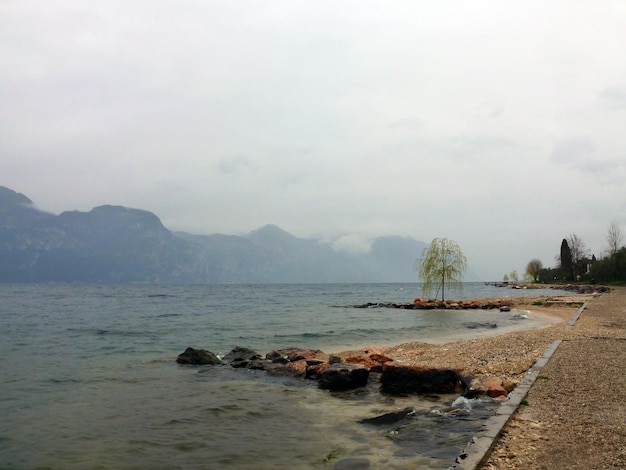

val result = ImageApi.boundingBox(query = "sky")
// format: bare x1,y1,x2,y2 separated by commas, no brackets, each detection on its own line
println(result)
2,1,626,280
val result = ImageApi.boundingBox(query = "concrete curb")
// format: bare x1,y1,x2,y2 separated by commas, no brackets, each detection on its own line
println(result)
449,302,587,469
565,302,587,329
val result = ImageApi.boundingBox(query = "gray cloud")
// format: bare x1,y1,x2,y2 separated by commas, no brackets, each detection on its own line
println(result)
551,138,625,182
218,156,254,175
1,1,626,280
597,86,626,110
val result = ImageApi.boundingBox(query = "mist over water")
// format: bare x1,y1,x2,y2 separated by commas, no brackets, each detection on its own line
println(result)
0,283,566,469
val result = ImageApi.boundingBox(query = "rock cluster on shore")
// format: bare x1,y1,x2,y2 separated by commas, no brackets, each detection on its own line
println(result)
176,292,600,404
355,298,516,310
176,345,505,398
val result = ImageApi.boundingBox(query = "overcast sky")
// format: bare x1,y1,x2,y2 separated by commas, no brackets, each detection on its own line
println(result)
2,1,625,280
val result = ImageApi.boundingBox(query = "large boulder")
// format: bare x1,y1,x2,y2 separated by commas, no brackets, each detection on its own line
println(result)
380,363,465,395
223,346,262,368
176,347,223,365
318,363,370,391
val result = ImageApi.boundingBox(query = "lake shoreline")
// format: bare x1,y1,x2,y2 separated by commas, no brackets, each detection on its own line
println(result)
332,293,595,388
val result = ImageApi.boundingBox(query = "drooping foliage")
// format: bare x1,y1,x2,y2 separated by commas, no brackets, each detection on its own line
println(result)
416,238,467,301
525,258,543,283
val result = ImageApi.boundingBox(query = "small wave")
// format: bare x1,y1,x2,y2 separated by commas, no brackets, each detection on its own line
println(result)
449,396,476,411
301,331,335,338
67,327,149,338
272,325,427,341
159,417,202,427
45,377,81,385
95,329,148,337
204,404,243,415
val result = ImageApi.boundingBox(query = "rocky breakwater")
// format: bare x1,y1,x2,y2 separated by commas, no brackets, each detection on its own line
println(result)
355,298,515,311
175,346,505,399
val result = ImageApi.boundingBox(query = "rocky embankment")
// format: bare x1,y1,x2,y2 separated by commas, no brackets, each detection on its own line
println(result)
355,298,516,311
176,292,599,402
356,285,608,310
176,344,503,399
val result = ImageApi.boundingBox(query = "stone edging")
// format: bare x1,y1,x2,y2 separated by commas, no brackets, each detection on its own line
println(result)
449,302,587,469
565,302,587,329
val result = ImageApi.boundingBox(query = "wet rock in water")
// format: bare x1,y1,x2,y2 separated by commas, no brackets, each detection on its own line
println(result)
265,350,287,363
333,457,371,469
510,313,528,320
244,359,270,370
223,346,262,368
176,347,223,365
359,407,415,426
463,321,497,329
380,364,465,395
318,363,370,391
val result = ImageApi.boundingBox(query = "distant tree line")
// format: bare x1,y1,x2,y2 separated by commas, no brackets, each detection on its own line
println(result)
531,222,626,284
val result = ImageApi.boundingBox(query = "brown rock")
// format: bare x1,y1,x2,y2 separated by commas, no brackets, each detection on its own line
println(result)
487,384,508,398
369,353,393,364
265,360,307,378
363,346,388,355
345,355,383,372
306,362,329,379
286,348,320,362
286,360,308,377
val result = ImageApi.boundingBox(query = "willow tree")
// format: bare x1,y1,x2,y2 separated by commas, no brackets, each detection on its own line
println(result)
416,238,467,301
525,258,543,283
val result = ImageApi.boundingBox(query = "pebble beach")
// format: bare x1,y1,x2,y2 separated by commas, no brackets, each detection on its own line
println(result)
336,288,626,468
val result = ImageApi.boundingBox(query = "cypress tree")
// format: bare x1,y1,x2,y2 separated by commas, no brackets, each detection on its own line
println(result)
560,238,573,280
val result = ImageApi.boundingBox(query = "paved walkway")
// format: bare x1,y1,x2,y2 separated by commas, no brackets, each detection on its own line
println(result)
481,287,626,469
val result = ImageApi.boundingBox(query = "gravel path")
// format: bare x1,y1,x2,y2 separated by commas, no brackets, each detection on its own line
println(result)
480,287,626,469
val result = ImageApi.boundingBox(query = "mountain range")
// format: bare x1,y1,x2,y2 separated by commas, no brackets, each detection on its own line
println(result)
0,186,426,284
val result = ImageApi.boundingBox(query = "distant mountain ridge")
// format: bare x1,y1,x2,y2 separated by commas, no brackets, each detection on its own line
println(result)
0,186,426,284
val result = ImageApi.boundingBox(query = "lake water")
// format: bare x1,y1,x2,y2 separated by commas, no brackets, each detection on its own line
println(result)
0,283,566,469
